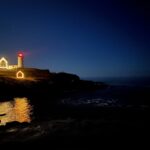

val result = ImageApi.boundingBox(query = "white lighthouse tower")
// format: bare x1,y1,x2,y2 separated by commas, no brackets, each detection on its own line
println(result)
18,52,24,68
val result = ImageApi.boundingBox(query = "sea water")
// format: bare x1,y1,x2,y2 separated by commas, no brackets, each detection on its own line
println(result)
62,77,150,108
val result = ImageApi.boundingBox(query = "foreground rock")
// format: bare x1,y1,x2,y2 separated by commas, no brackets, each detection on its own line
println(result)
0,107,148,147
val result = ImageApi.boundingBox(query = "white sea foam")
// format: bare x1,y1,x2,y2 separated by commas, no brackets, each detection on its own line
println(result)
62,97,118,107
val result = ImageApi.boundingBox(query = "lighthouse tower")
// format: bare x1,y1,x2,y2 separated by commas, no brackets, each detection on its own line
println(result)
18,52,24,68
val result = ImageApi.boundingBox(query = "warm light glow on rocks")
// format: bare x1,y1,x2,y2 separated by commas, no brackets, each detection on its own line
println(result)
0,98,32,126
14,98,31,123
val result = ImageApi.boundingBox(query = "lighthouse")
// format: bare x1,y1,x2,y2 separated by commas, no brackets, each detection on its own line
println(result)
18,52,24,68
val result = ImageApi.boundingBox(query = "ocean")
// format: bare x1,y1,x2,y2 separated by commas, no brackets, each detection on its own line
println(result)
0,77,149,145
62,77,150,108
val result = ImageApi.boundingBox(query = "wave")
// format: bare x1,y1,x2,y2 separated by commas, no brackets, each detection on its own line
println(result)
61,97,120,107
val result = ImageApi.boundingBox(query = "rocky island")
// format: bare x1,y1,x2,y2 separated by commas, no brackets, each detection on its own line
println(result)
0,68,108,100
0,53,107,100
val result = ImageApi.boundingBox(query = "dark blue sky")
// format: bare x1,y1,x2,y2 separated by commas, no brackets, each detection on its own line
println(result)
0,0,149,78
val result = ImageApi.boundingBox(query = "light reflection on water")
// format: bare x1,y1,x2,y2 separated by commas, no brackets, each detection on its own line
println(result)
0,98,32,126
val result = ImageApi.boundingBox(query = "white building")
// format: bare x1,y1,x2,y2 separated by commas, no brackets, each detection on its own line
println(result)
0,53,25,79
0,53,24,70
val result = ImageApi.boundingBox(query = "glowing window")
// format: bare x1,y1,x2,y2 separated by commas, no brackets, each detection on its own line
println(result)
16,71,25,79
0,57,8,69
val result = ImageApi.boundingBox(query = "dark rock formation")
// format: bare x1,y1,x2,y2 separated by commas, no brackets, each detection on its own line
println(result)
0,69,108,102
0,68,50,79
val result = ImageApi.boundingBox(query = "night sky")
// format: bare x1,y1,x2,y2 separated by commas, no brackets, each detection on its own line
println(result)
0,0,149,78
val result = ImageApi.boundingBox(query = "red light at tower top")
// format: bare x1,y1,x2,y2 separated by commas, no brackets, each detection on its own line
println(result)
18,53,23,57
